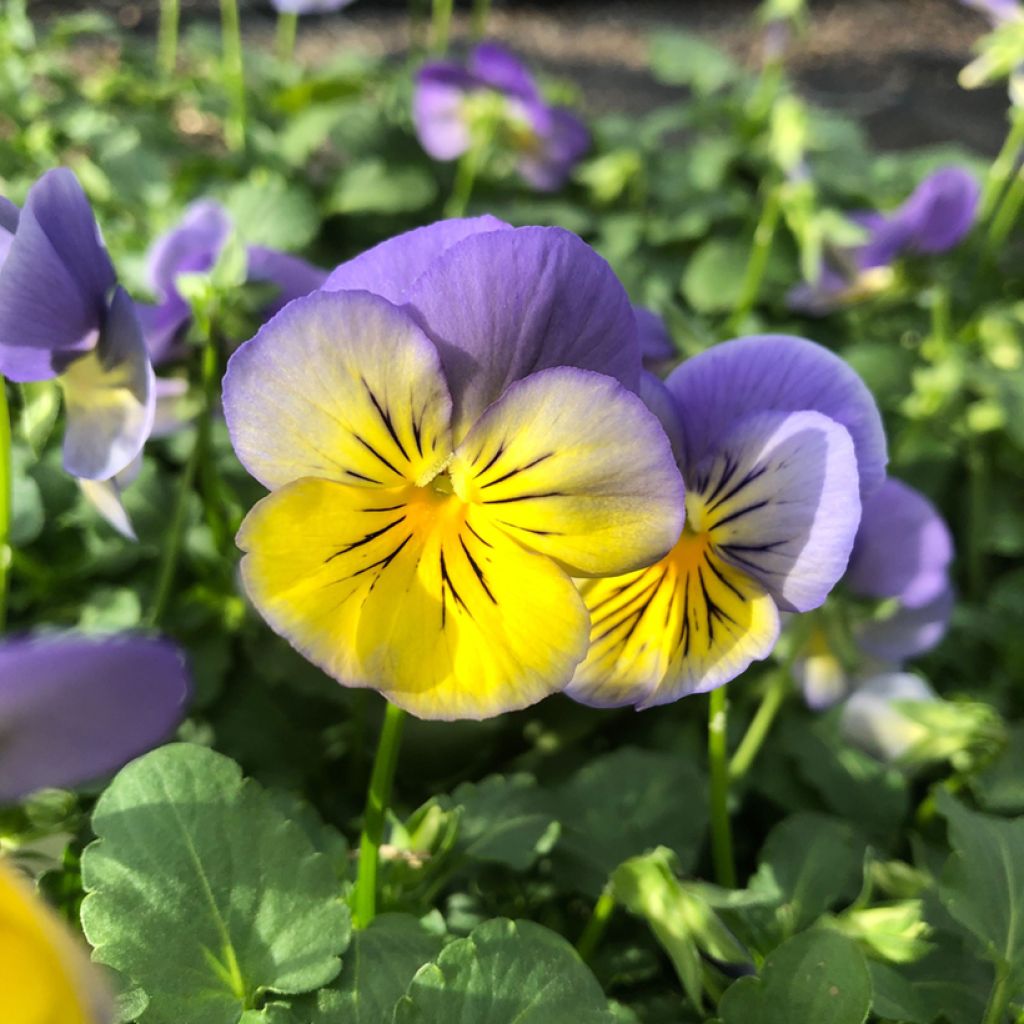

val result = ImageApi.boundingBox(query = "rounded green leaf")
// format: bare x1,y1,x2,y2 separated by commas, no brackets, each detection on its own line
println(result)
81,744,351,1024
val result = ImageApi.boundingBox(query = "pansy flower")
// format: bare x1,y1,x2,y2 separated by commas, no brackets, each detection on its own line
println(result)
788,167,980,316
567,335,887,708
413,43,590,191
798,477,954,708
0,169,154,482
224,218,685,720
0,634,189,1023
138,199,327,365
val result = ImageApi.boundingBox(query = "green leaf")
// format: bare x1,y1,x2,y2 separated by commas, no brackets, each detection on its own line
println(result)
938,791,1024,976
327,159,437,216
551,747,707,897
649,32,738,95
445,774,559,870
868,962,931,1024
680,239,748,314
9,443,44,546
393,918,618,1024
308,914,443,1023
224,176,319,251
719,930,872,1024
81,744,351,1024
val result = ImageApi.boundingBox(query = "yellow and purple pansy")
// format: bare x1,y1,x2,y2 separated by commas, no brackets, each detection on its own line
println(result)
568,335,888,708
223,217,686,720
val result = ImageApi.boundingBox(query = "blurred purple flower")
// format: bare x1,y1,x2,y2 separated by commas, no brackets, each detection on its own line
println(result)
137,199,327,365
0,635,190,803
0,170,155,482
269,0,356,12
839,671,937,763
788,167,980,316
960,0,1022,24
413,43,589,191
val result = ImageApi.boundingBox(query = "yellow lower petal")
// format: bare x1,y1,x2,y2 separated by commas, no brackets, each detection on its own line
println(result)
238,477,589,720
0,859,108,1024
570,528,779,707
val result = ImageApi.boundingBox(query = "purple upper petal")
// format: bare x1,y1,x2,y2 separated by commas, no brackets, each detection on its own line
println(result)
859,168,979,268
469,43,540,102
147,200,231,300
0,635,190,802
845,478,954,608
0,196,18,234
516,104,590,192
61,287,156,481
404,226,642,436
135,295,191,366
665,335,888,499
633,306,677,367
413,63,477,161
324,216,511,303
246,246,328,314
0,169,116,381
856,584,955,663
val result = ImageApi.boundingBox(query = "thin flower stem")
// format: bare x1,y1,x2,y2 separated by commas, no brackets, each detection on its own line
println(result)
430,0,454,54
444,144,480,218
729,669,789,782
0,379,11,632
157,0,180,77
986,166,1024,255
729,185,782,333
471,0,491,39
980,108,1024,225
708,686,737,888
576,885,616,962
982,961,1012,1024
353,701,406,928
219,0,246,152
276,11,298,63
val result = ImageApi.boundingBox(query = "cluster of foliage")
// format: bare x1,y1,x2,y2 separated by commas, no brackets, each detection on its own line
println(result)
2,0,1024,1022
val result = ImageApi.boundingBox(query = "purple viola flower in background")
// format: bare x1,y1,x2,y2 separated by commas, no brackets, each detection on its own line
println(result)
137,199,327,365
797,477,955,708
839,672,938,763
567,335,887,708
268,0,355,11
0,169,155,482
788,167,980,316
0,635,190,803
959,0,1022,24
413,43,590,192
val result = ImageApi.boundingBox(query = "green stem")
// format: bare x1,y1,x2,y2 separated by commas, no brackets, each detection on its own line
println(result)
195,339,234,553
157,0,180,77
982,961,1012,1024
0,379,11,632
276,11,298,63
980,108,1024,225
353,701,406,929
444,144,481,218
708,687,737,888
471,0,491,39
729,670,789,782
576,885,615,962
219,0,246,152
986,167,1024,255
430,0,454,54
729,185,782,333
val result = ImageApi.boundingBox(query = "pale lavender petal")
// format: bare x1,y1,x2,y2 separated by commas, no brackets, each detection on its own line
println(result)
151,376,193,438
665,334,888,499
246,246,327,313
855,585,955,662
61,288,156,481
323,216,511,302
845,478,953,607
469,43,539,101
405,226,641,436
79,461,139,540
692,409,862,612
517,105,590,191
633,306,676,366
413,64,476,161
0,196,18,234
639,371,685,461
840,672,937,763
0,169,115,380
147,199,231,299
0,635,190,801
